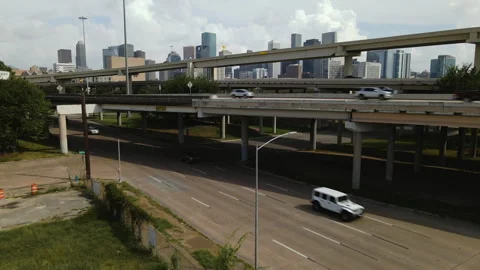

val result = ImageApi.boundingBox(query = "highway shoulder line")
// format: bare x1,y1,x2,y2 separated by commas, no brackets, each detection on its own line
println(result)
242,187,265,196
219,191,240,201
191,197,211,208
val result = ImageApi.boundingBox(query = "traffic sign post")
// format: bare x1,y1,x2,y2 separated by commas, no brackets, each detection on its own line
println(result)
187,81,193,95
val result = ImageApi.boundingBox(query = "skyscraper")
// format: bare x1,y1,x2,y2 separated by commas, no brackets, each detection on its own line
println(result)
218,49,233,80
75,41,87,70
291,33,302,48
267,41,281,78
393,50,411,78
322,32,337,44
195,45,203,59
134,50,145,58
201,32,217,58
430,59,439,78
57,49,72,63
430,55,456,78
366,50,395,78
183,46,195,60
102,46,118,69
353,62,382,78
145,59,156,80
302,39,321,76
118,44,134,57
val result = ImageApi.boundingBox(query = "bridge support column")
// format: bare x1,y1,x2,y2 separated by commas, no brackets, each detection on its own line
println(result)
310,119,317,151
227,115,231,124
439,126,448,165
471,128,478,158
457,127,466,161
127,74,133,118
186,61,194,77
221,115,226,139
474,44,480,70
386,125,396,181
259,117,264,134
59,114,68,154
414,125,424,173
344,55,353,77
241,117,249,161
337,120,344,145
273,117,277,134
352,131,362,190
116,112,122,126
99,112,104,121
178,113,184,144
206,68,215,80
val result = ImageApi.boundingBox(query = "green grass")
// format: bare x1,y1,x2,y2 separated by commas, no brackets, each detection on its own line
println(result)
249,125,292,135
96,112,143,128
192,249,216,269
0,208,169,270
0,138,64,163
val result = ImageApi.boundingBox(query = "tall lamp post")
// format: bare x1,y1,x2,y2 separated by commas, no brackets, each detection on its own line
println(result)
255,131,297,269
78,16,91,180
122,0,131,117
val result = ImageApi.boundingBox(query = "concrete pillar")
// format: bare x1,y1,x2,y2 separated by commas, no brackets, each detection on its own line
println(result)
241,117,249,161
352,131,362,190
343,55,353,77
310,119,317,151
471,128,478,158
386,126,396,181
337,120,344,145
127,74,133,118
177,113,184,144
206,67,215,80
457,128,466,161
58,114,68,154
221,115,226,139
439,126,448,165
474,44,480,70
414,125,424,173
259,117,264,134
142,113,147,133
116,112,122,126
99,112,104,121
273,117,277,134
186,61,194,77
227,115,230,124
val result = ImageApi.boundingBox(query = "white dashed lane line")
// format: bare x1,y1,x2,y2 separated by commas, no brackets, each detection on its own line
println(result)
219,191,240,201
148,175,172,188
266,183,289,192
365,216,431,239
191,197,211,208
272,239,331,269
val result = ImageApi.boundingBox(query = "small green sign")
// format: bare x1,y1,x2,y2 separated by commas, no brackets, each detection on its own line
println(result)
79,151,85,155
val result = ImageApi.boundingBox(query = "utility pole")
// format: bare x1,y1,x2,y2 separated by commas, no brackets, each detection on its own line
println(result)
122,0,131,117
78,16,89,93
80,89,91,180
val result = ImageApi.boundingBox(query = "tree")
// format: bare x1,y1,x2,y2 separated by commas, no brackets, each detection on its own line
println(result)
0,78,51,152
162,74,219,94
0,60,14,79
437,64,480,93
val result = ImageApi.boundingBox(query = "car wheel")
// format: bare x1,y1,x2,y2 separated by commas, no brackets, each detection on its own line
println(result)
464,98,472,102
243,95,248,98
340,211,351,221
231,95,236,98
359,94,366,100
312,201,321,212
379,94,386,100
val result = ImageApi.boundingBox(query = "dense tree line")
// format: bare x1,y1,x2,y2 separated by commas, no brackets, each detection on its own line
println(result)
438,64,480,93
162,75,219,94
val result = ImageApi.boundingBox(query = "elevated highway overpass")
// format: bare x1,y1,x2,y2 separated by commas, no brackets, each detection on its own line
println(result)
25,27,480,84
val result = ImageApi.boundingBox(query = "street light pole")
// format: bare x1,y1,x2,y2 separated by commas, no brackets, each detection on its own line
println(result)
122,0,131,118
78,16,88,93
118,139,122,182
255,131,297,269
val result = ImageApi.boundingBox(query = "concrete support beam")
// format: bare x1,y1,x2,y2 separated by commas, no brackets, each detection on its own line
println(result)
310,119,317,151
259,117,264,134
99,112,104,121
116,112,122,126
472,128,478,158
58,114,68,154
386,125,396,181
352,131,362,190
474,44,480,70
227,115,230,124
337,120,344,145
127,74,133,118
457,128,466,161
186,61,194,77
178,113,184,144
221,115,226,139
241,117,249,161
273,117,277,134
439,126,448,165
344,55,353,77
414,125,424,173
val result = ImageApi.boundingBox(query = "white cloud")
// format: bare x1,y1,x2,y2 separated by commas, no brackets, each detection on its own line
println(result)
0,0,478,72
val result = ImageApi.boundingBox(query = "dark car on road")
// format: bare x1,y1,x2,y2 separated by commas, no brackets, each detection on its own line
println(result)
453,90,480,102
179,152,200,164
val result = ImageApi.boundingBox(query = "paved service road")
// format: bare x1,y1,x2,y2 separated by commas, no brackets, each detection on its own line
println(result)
59,118,480,269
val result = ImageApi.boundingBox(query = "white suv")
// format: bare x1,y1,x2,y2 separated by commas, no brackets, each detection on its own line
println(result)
355,87,393,100
230,89,254,98
311,187,365,221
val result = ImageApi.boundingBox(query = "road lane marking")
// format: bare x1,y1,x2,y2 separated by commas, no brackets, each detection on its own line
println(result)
191,197,211,208
219,191,239,201
303,227,340,244
242,187,265,196
365,215,392,225
329,220,370,235
272,240,308,259
148,175,172,187
192,168,207,175
171,171,185,178
211,165,226,171
303,227,378,261
366,215,430,239
266,183,289,192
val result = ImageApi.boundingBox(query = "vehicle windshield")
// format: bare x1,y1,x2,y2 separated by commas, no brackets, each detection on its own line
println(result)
337,195,349,202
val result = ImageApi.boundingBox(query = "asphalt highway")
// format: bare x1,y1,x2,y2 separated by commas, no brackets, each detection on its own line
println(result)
55,119,480,270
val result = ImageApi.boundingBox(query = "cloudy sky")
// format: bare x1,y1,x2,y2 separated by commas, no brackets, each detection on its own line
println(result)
0,0,478,72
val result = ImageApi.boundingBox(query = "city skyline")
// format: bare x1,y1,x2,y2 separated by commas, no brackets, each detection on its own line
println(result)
1,0,478,72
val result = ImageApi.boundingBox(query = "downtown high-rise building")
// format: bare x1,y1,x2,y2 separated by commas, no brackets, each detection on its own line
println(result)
102,46,118,69
322,32,337,44
118,44,134,57
57,49,72,63
75,41,87,70
145,59,156,80
183,46,195,60
366,50,395,78
302,39,321,77
393,50,411,78
318,32,343,78
430,55,456,78
201,32,217,58
353,61,382,78
282,33,303,75
218,49,233,80
134,50,145,58
267,40,281,78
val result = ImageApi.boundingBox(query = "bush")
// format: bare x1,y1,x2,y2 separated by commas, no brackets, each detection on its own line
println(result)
438,64,480,93
162,74,219,94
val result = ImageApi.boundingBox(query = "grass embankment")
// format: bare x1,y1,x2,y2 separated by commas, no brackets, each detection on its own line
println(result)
0,138,64,163
0,208,169,270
